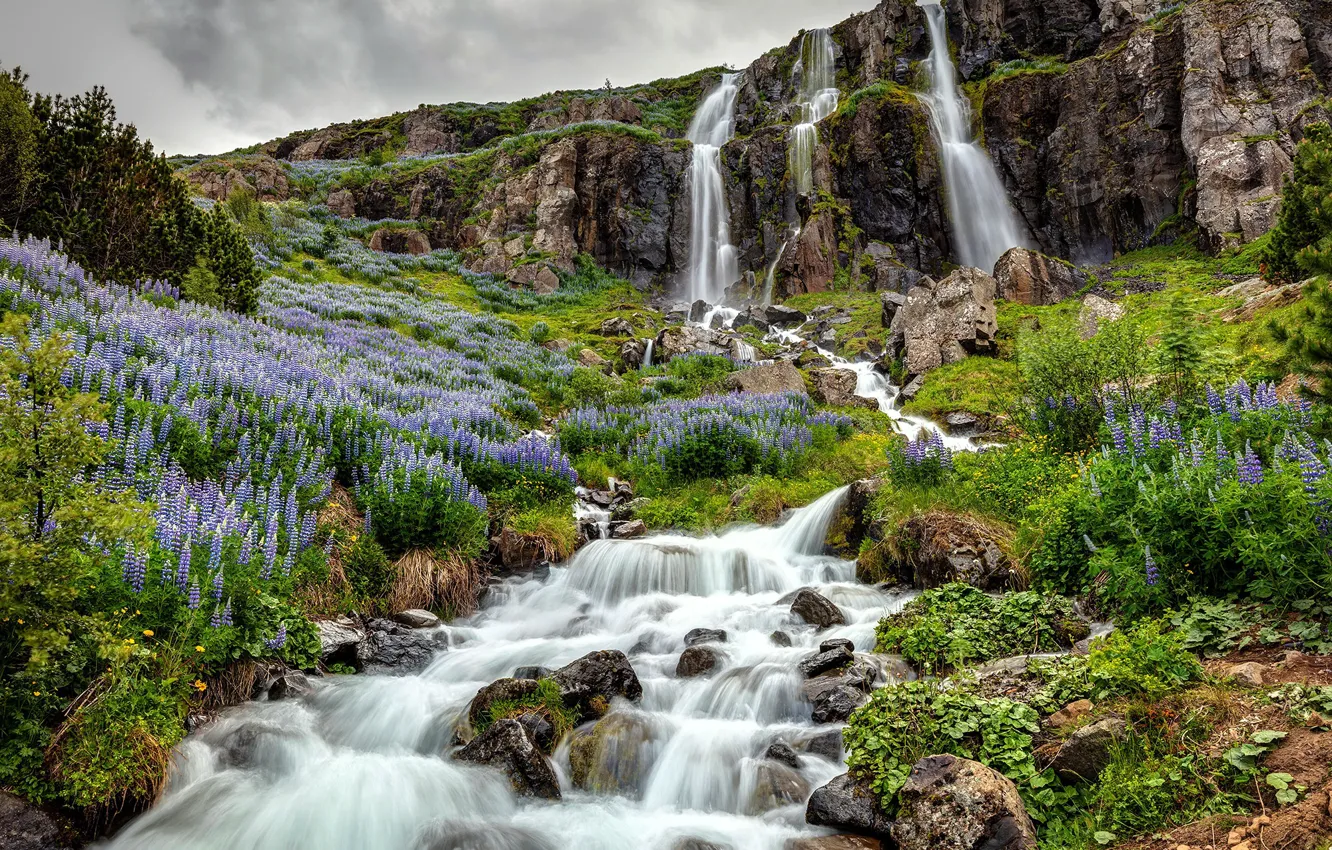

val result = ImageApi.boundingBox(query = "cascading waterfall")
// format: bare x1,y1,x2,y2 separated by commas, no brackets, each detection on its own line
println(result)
101,486,918,850
917,0,1027,273
761,226,800,307
686,73,742,304
789,29,840,196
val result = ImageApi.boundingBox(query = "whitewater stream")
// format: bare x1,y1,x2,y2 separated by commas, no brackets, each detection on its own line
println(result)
103,487,918,850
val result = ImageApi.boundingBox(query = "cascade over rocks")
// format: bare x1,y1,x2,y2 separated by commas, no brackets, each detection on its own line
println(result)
891,755,1038,850
418,822,555,850
454,719,562,800
888,269,998,378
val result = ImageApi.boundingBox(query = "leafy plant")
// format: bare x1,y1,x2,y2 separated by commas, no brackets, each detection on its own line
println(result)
875,584,1088,674
1030,620,1204,711
1168,598,1260,658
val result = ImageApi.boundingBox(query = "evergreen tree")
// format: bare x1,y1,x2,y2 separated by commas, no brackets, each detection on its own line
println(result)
205,203,261,314
0,69,39,231
1265,123,1332,283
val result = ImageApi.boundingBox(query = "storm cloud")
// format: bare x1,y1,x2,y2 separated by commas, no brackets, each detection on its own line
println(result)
1,0,873,155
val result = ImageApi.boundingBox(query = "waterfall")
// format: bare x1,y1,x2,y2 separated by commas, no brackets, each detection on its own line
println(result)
101,486,919,850
789,29,840,196
642,337,655,369
917,0,1027,273
686,73,742,304
761,226,800,306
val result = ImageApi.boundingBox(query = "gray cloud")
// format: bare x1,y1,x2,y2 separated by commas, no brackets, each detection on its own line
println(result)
3,0,874,154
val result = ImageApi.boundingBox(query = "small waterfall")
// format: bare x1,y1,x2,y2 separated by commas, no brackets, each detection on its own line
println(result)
917,0,1027,273
642,337,655,369
789,29,840,196
686,73,742,303
761,226,800,307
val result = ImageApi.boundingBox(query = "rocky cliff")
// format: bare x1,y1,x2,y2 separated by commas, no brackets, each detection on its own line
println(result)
183,0,1331,293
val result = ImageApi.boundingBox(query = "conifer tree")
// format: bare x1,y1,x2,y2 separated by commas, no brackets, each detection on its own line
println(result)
1265,123,1332,282
205,203,261,314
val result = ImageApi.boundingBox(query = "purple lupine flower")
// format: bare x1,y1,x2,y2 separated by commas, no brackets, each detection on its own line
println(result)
265,625,287,651
176,537,192,592
187,582,202,610
1145,545,1159,586
1237,442,1264,486
212,568,225,601
1110,424,1129,457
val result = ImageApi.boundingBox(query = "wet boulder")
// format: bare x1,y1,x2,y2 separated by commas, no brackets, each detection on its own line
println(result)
685,628,728,646
809,685,869,724
820,638,855,654
1047,718,1126,783
468,678,543,727
266,670,314,701
787,837,882,850
357,619,447,675
804,729,844,763
551,650,643,717
676,646,719,678
798,645,855,678
748,761,812,815
806,773,894,839
765,740,802,769
891,755,1037,850
766,304,807,326
0,791,76,850
790,589,847,630
513,666,552,681
455,719,561,799
567,712,658,794
769,630,793,647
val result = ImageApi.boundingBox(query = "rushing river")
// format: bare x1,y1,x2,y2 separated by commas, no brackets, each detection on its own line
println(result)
103,487,918,850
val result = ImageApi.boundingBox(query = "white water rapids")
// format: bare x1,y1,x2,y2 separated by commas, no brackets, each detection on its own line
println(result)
917,0,1028,273
686,73,742,304
789,29,840,197
102,490,918,850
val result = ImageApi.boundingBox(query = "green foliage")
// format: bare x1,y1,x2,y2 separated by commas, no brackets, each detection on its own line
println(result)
528,321,550,345
1155,291,1209,400
1264,123,1332,283
875,584,1088,674
1016,313,1151,452
0,69,39,230
844,680,1042,812
1273,275,1332,403
358,469,490,560
1030,621,1204,712
204,203,262,314
475,678,578,753
342,536,394,601
0,314,153,670
1167,597,1260,658
179,261,222,308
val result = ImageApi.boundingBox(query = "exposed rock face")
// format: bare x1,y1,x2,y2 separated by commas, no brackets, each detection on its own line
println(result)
186,156,290,202
993,247,1089,305
889,269,999,377
892,511,1017,591
954,0,1103,81
725,361,808,395
528,96,645,131
892,755,1038,850
455,719,561,799
316,618,367,666
790,589,848,630
551,650,643,717
810,369,878,409
654,325,733,362
806,773,894,840
0,791,75,850
326,190,356,219
369,229,431,255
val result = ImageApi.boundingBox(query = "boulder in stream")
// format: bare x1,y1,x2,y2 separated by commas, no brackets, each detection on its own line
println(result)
764,740,802,769
748,760,812,815
684,628,728,646
798,645,855,678
806,773,894,839
454,719,561,799
809,685,869,724
0,791,76,850
891,755,1037,850
468,678,543,727
357,619,448,675
266,670,313,701
393,609,443,629
567,712,658,794
551,650,643,717
790,589,847,630
676,646,719,678
417,822,555,850
809,369,877,409
315,618,366,666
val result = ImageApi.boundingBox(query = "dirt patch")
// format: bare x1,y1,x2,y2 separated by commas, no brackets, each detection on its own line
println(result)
1203,654,1332,687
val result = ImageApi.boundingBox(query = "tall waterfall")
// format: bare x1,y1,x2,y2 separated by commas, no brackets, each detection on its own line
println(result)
686,73,741,303
789,29,840,196
918,0,1027,273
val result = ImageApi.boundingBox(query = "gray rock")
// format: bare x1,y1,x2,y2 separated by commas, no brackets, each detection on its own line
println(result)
786,837,882,850
724,361,808,395
820,638,856,654
620,339,647,371
892,269,998,377
468,678,542,727
393,609,442,629
748,761,812,815
684,628,728,647
799,646,855,678
357,619,447,675
612,520,648,539
1049,718,1127,782
770,630,793,647
417,822,555,850
551,650,643,717
600,318,634,337
0,791,74,850
267,670,313,701
880,290,909,327
676,646,720,678
805,729,844,763
892,755,1037,850
810,369,877,409
810,685,869,724
765,304,807,326
316,618,366,666
455,719,561,799
765,740,803,769
513,666,552,681
790,589,847,630
1078,294,1125,340
806,773,893,839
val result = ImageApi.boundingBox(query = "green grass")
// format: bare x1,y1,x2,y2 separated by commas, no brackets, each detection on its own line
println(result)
476,678,579,750
900,356,1021,422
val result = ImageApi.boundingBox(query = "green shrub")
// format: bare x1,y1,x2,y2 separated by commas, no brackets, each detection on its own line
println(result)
529,321,551,345
875,584,1089,674
180,262,223,308
1030,620,1204,712
359,469,490,560
342,537,394,601
475,678,579,753
844,680,1041,812
1264,123,1332,283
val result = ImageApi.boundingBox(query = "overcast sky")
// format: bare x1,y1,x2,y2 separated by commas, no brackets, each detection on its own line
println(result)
2,0,875,156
